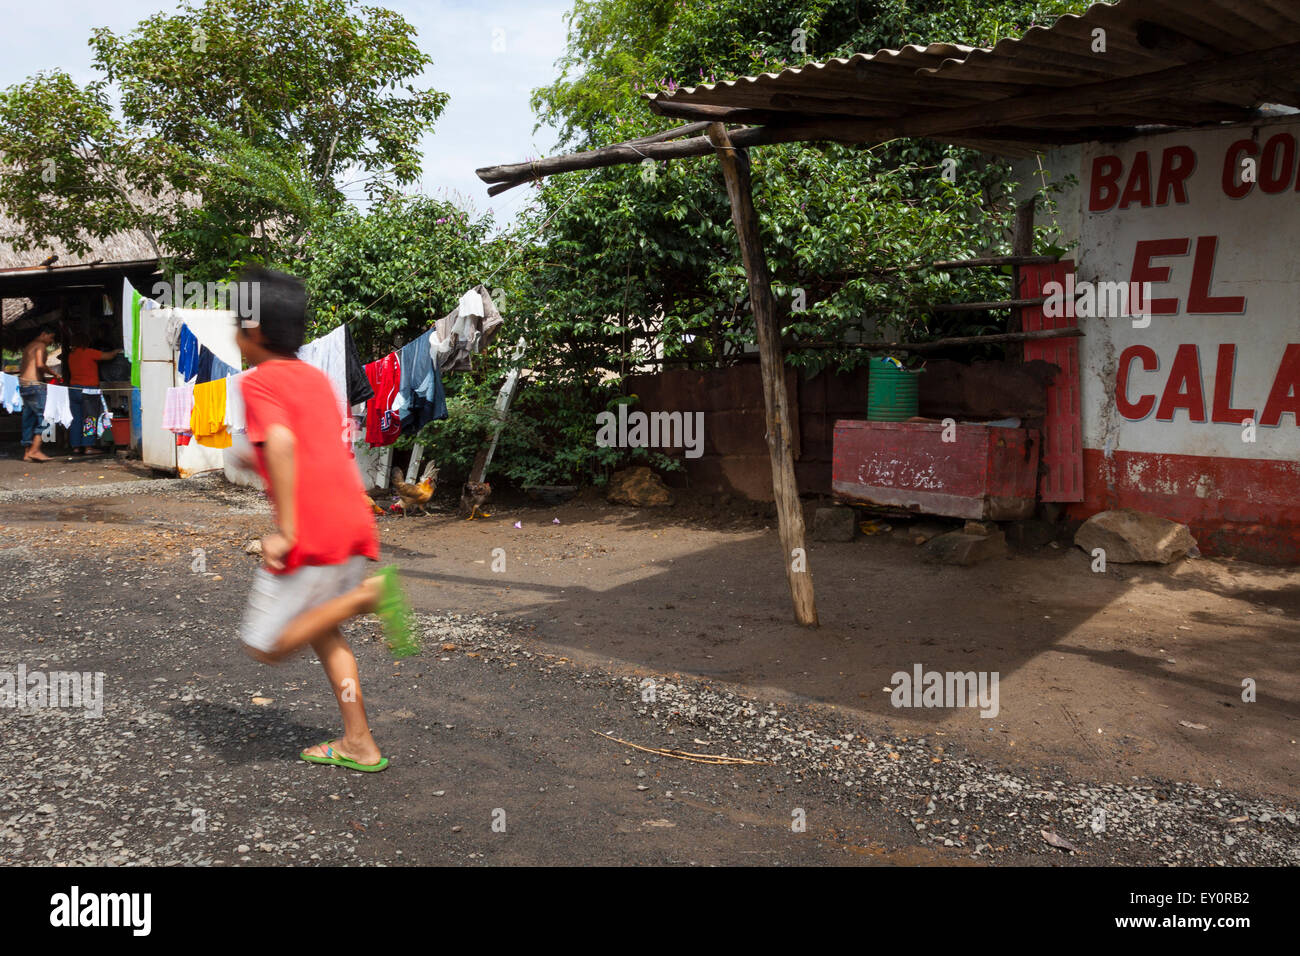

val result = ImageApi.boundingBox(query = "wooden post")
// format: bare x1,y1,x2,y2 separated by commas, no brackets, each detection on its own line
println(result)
1009,198,1035,362
706,122,818,627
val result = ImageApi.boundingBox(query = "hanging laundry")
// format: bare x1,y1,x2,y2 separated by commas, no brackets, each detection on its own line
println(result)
163,384,196,434
121,278,159,388
223,373,246,433
43,384,73,429
177,325,200,382
195,346,215,384
0,372,21,413
164,313,184,351
297,324,349,426
343,325,374,406
97,407,114,438
70,387,103,449
209,354,237,381
434,286,505,371
397,329,447,433
363,352,402,446
191,378,232,448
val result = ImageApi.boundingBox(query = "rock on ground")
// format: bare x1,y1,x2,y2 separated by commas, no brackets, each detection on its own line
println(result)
921,530,1007,566
1074,509,1196,564
606,466,674,507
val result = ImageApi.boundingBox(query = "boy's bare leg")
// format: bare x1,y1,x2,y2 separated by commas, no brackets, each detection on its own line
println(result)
23,434,49,461
250,576,382,663
301,628,382,766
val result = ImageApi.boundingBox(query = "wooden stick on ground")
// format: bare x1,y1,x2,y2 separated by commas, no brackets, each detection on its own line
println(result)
593,731,769,765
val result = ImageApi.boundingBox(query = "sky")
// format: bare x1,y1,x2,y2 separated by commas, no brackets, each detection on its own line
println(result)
0,0,573,226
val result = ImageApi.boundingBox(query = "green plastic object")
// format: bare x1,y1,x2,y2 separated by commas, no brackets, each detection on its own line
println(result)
374,565,420,659
867,357,921,421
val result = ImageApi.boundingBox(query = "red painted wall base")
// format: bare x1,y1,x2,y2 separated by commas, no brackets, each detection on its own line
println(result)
1068,448,1300,564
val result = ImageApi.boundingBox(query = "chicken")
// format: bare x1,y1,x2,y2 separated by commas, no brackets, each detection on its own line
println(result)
460,480,492,520
364,494,385,516
391,462,438,516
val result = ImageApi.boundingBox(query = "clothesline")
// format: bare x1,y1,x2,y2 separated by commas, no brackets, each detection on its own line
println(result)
144,283,500,453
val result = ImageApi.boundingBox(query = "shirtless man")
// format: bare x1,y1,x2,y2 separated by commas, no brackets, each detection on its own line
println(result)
18,327,56,462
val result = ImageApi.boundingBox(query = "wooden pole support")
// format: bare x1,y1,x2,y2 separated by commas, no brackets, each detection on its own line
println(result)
705,123,818,627
1009,198,1036,361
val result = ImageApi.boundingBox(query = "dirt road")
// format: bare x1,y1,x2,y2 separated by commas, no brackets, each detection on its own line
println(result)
0,458,1296,865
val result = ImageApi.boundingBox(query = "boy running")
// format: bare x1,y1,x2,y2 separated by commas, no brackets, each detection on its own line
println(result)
234,267,415,773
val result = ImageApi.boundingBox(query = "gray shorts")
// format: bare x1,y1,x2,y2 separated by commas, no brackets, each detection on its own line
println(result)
239,555,371,653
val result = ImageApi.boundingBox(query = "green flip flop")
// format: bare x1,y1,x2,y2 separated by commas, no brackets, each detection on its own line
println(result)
374,564,420,659
300,742,390,773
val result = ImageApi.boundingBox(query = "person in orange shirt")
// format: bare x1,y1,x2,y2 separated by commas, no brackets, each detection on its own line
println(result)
65,332,121,455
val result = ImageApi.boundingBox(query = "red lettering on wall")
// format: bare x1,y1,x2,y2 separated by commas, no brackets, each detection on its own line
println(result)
1130,238,1189,315
1260,344,1300,427
1188,236,1246,314
1119,150,1153,209
1260,133,1297,194
1156,146,1195,204
1116,345,1158,419
1089,154,1123,211
1156,344,1207,422
1210,345,1254,424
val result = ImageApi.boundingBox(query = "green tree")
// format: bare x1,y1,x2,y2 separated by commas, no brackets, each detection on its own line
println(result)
0,0,447,279
300,195,498,357
503,0,1087,379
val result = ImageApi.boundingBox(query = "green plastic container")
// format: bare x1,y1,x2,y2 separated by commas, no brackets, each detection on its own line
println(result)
867,358,920,421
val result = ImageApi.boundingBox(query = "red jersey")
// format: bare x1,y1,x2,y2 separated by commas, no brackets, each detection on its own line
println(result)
68,348,105,387
365,353,402,446
241,358,380,574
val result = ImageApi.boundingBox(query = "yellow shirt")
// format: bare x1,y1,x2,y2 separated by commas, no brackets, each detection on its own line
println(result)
191,378,231,449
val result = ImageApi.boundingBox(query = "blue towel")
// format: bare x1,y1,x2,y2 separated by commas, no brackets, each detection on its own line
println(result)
398,329,447,433
178,325,199,382
209,355,236,380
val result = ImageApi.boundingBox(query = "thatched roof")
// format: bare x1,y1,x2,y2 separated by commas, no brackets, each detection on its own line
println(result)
0,207,158,323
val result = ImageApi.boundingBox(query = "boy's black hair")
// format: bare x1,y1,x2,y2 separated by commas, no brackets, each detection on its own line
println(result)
238,266,306,355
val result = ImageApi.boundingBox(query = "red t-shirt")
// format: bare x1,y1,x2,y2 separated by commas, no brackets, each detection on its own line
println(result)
68,349,105,387
365,353,402,445
241,358,380,574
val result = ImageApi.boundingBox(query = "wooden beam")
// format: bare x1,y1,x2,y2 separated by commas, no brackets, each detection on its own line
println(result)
478,122,862,194
705,122,818,628
800,326,1082,352
925,296,1047,312
623,122,713,146
1009,197,1036,361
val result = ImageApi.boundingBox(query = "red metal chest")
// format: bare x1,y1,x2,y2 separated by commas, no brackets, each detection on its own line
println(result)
831,420,1040,520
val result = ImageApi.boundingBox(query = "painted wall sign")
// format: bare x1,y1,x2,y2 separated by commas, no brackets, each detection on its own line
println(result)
1067,117,1300,561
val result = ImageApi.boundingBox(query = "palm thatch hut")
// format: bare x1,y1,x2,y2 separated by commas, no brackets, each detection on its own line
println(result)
0,207,159,354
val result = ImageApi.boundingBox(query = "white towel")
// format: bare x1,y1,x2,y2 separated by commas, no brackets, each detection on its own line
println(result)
0,372,20,413
297,325,348,426
458,287,485,319
223,373,246,433
43,384,73,429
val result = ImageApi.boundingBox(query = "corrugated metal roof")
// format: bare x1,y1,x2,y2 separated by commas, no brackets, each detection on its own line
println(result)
647,0,1300,153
